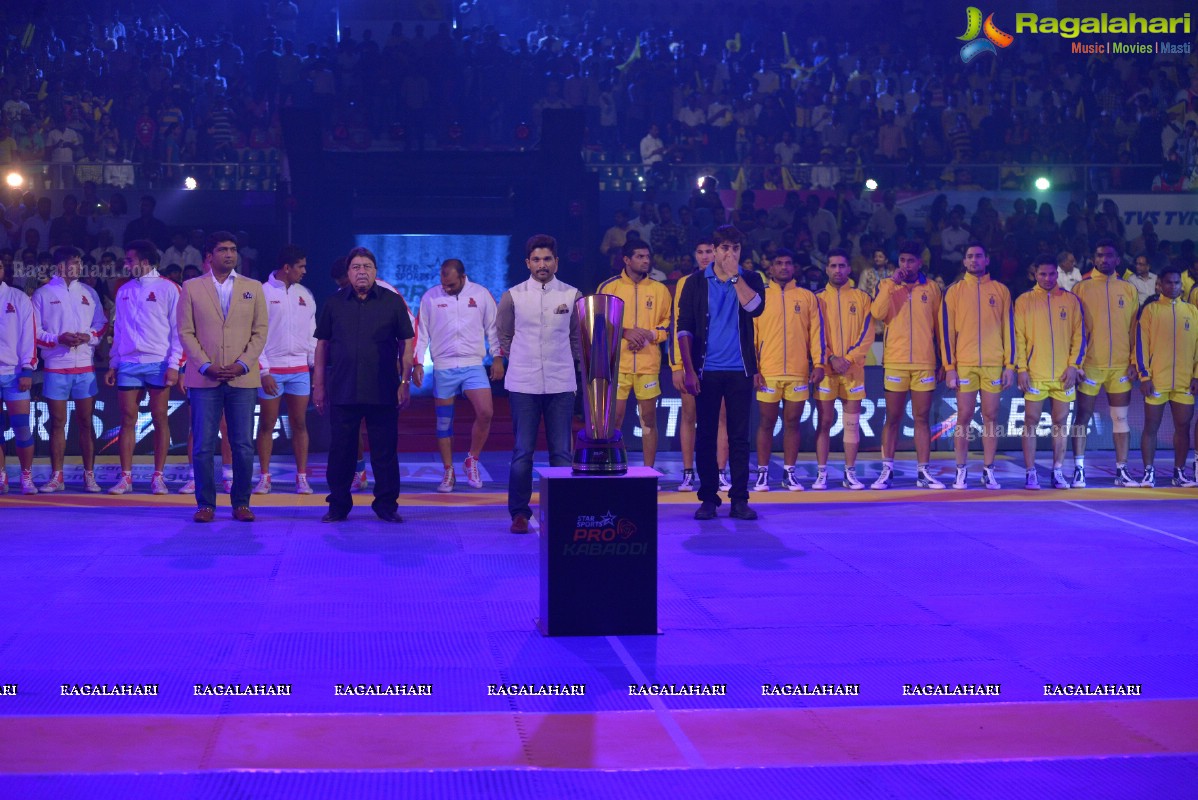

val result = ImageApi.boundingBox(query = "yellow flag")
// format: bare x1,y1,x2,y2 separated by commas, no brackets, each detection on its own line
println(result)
616,39,642,72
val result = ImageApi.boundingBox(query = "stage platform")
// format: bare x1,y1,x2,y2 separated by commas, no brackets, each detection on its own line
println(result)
0,452,1195,798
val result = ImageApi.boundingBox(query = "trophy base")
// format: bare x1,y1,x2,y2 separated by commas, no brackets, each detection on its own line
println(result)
572,431,628,475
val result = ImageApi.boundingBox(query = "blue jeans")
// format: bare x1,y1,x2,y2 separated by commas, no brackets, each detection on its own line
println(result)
190,384,256,510
507,391,574,520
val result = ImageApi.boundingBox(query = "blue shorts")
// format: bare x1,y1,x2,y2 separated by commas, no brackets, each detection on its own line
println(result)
433,365,491,400
116,361,170,389
43,371,99,401
0,372,31,402
259,370,311,400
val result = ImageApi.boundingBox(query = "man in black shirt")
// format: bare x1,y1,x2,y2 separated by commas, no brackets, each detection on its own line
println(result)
314,246,414,522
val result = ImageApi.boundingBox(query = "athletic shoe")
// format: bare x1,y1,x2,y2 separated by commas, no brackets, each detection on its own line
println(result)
916,467,946,489
1139,466,1155,488
782,467,803,492
1024,469,1040,491
1051,468,1070,490
871,464,893,490
150,472,169,495
295,474,313,494
350,470,369,492
751,467,770,492
437,467,455,493
810,471,829,490
676,469,696,492
952,466,969,490
1071,466,1087,488
178,479,196,494
40,471,65,493
463,454,483,489
20,470,38,495
252,474,272,495
108,472,134,495
1113,465,1135,487
1171,468,1197,488
718,470,732,492
842,469,865,491
0,472,6,494
83,471,102,493
980,466,1001,490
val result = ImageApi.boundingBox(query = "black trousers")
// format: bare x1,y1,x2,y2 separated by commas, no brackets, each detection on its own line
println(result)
327,404,399,517
696,370,753,504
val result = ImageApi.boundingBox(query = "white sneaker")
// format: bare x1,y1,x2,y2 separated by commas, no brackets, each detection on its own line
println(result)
1113,465,1135,487
463,454,483,489
20,470,38,495
1171,468,1197,488
178,478,196,494
1139,466,1155,488
980,466,1001,490
437,467,455,493
40,471,65,493
676,469,696,492
350,470,369,492
952,465,968,490
1071,466,1087,488
718,470,732,492
811,470,829,490
295,474,313,494
83,471,101,493
150,472,169,495
842,469,865,490
916,467,946,489
1051,468,1070,490
1024,469,1040,491
781,467,803,492
751,467,770,492
252,474,272,495
871,464,893,490
108,472,134,495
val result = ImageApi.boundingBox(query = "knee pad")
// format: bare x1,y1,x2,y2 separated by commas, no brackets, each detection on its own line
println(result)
10,413,33,448
435,405,454,439
1109,406,1130,434
842,411,860,444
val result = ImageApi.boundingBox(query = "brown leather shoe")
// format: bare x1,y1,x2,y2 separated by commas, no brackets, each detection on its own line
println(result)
510,514,529,534
232,506,255,522
193,507,215,523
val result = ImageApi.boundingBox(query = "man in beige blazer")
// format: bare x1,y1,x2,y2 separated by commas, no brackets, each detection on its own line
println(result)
178,231,268,522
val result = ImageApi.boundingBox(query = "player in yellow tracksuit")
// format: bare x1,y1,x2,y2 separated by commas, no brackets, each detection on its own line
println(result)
669,238,728,491
1014,254,1086,491
813,248,873,490
597,240,672,474
1070,239,1139,488
870,241,944,490
939,241,1016,490
751,248,825,492
1134,266,1198,488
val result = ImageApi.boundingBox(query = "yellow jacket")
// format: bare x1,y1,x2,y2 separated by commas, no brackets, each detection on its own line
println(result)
597,271,671,375
1071,271,1137,371
870,275,942,368
670,272,693,372
939,273,1014,370
1134,295,1198,390
815,284,873,366
1014,285,1086,380
753,281,825,376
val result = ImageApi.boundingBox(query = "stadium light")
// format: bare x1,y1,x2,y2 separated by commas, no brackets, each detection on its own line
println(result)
183,176,198,190
864,178,878,192
5,172,23,189
1034,176,1051,191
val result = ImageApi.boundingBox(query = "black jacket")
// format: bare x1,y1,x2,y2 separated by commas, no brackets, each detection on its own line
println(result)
674,267,766,376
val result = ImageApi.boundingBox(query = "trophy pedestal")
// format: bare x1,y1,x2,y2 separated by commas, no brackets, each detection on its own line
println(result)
572,430,628,474
536,467,659,636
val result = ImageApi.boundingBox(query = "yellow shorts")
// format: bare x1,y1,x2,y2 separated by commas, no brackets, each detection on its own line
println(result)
883,367,937,392
756,376,810,403
1077,367,1132,396
1145,387,1195,406
817,365,866,402
616,372,662,401
1025,379,1076,403
956,366,1004,394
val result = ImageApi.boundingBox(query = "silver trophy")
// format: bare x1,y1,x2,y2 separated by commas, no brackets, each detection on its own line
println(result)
573,294,628,474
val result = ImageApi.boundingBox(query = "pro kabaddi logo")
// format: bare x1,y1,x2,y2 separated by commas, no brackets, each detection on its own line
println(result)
958,7,1014,63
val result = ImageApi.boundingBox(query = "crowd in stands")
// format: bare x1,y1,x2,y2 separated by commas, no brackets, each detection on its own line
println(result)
2,1,1196,192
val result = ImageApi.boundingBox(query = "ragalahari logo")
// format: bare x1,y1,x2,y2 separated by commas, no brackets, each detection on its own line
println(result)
958,7,1014,62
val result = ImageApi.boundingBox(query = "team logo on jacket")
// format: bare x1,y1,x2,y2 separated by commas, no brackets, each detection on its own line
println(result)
849,303,857,314
988,296,996,307
1059,308,1067,320
146,292,157,302
81,296,90,305
243,292,254,299
920,293,928,303
467,297,477,308
1187,320,1192,331
1117,297,1125,308
298,296,307,306
645,298,653,309
4,303,14,313
794,302,802,313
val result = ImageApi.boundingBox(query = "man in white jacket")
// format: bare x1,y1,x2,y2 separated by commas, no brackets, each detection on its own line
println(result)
33,246,108,492
413,258,503,493
495,234,581,533
253,245,317,494
0,255,38,495
104,239,183,494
